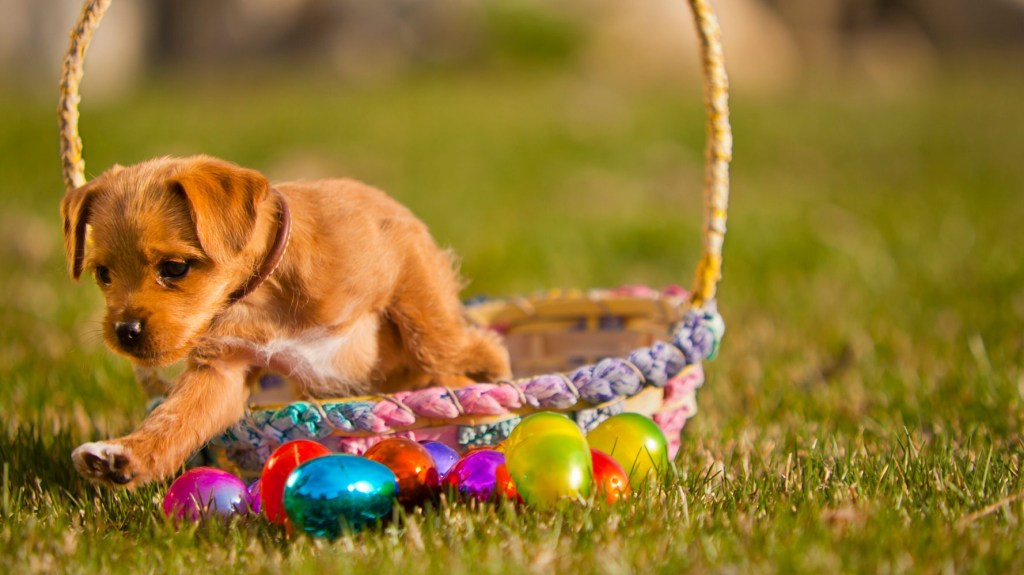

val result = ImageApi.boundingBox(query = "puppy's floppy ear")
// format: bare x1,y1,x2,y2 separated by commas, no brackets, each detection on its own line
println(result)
60,179,104,281
167,157,270,262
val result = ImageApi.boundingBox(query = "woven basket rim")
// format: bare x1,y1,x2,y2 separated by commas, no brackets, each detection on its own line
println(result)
247,374,689,416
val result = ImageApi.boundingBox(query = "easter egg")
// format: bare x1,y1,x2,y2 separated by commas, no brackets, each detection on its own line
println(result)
505,435,592,507
260,440,332,524
283,454,397,538
162,467,249,521
364,438,439,505
246,480,262,514
442,449,505,501
586,413,670,486
504,412,581,456
591,449,631,504
419,441,460,478
494,463,522,503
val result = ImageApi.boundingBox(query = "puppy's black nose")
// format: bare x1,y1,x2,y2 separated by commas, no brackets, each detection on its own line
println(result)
114,319,144,350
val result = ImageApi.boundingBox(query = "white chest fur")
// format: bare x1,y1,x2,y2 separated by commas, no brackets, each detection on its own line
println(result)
221,314,380,396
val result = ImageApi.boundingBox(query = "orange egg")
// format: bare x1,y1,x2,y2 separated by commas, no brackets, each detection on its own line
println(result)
364,437,439,505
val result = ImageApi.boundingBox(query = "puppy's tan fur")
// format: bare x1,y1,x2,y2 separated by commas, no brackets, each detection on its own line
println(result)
61,156,510,487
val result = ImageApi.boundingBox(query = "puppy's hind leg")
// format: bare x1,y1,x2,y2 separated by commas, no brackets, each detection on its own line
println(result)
388,246,511,386
453,326,512,383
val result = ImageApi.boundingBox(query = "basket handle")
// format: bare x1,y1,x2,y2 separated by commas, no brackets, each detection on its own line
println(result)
58,0,109,191
687,0,732,308
58,0,731,305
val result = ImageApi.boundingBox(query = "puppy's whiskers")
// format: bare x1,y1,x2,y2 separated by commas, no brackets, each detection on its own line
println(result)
83,327,105,344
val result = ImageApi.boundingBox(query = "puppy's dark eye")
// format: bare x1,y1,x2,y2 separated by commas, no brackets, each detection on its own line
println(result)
157,260,190,281
95,266,111,286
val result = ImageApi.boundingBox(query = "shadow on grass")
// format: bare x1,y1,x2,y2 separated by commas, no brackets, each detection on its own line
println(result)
0,423,166,527
1,423,88,495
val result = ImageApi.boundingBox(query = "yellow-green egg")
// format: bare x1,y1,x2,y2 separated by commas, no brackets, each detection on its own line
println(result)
586,413,670,486
506,434,592,507
504,412,582,456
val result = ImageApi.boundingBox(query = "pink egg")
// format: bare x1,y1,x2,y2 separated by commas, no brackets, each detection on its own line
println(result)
162,467,249,521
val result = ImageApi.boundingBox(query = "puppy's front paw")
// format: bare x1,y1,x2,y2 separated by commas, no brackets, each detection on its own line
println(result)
72,441,139,487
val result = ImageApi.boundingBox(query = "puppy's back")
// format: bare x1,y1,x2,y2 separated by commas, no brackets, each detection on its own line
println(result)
273,178,447,317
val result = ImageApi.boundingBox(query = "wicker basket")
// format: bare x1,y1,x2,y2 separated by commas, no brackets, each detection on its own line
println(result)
59,0,731,478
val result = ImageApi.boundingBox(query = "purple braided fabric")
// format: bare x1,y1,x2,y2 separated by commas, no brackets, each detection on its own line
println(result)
520,374,579,410
628,342,688,388
571,358,644,404
673,309,716,364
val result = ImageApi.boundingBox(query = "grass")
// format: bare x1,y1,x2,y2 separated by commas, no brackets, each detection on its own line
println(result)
2,49,1024,572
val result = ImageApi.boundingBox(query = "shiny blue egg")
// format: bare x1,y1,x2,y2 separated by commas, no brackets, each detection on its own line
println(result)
283,454,397,538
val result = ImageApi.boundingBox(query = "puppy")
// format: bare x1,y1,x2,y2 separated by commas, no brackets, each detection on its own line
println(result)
61,155,511,487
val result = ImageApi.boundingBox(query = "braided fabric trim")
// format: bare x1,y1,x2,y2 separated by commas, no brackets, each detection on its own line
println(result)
209,305,723,471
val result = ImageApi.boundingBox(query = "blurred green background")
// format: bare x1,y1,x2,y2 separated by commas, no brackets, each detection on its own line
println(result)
2,0,1020,436
0,1,1023,570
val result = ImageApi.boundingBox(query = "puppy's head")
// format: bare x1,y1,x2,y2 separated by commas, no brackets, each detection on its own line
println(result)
60,156,272,366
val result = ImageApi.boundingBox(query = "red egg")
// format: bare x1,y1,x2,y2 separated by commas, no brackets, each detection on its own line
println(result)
260,440,332,524
494,463,523,503
591,448,631,504
363,437,439,506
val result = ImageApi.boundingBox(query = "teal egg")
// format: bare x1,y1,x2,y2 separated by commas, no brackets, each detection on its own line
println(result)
283,455,397,538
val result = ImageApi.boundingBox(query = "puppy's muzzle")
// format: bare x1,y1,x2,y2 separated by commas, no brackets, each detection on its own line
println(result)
114,319,145,351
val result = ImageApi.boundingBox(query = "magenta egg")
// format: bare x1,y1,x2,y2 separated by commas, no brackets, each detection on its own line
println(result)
442,450,505,501
247,479,262,514
162,467,249,521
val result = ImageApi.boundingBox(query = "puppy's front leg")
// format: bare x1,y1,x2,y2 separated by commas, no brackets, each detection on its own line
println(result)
72,359,249,488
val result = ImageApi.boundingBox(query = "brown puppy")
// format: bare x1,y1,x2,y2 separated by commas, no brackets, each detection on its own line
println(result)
61,155,511,487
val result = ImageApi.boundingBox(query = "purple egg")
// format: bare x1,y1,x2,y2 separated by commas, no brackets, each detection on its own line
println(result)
162,467,249,521
247,479,262,514
442,450,505,501
419,441,460,479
